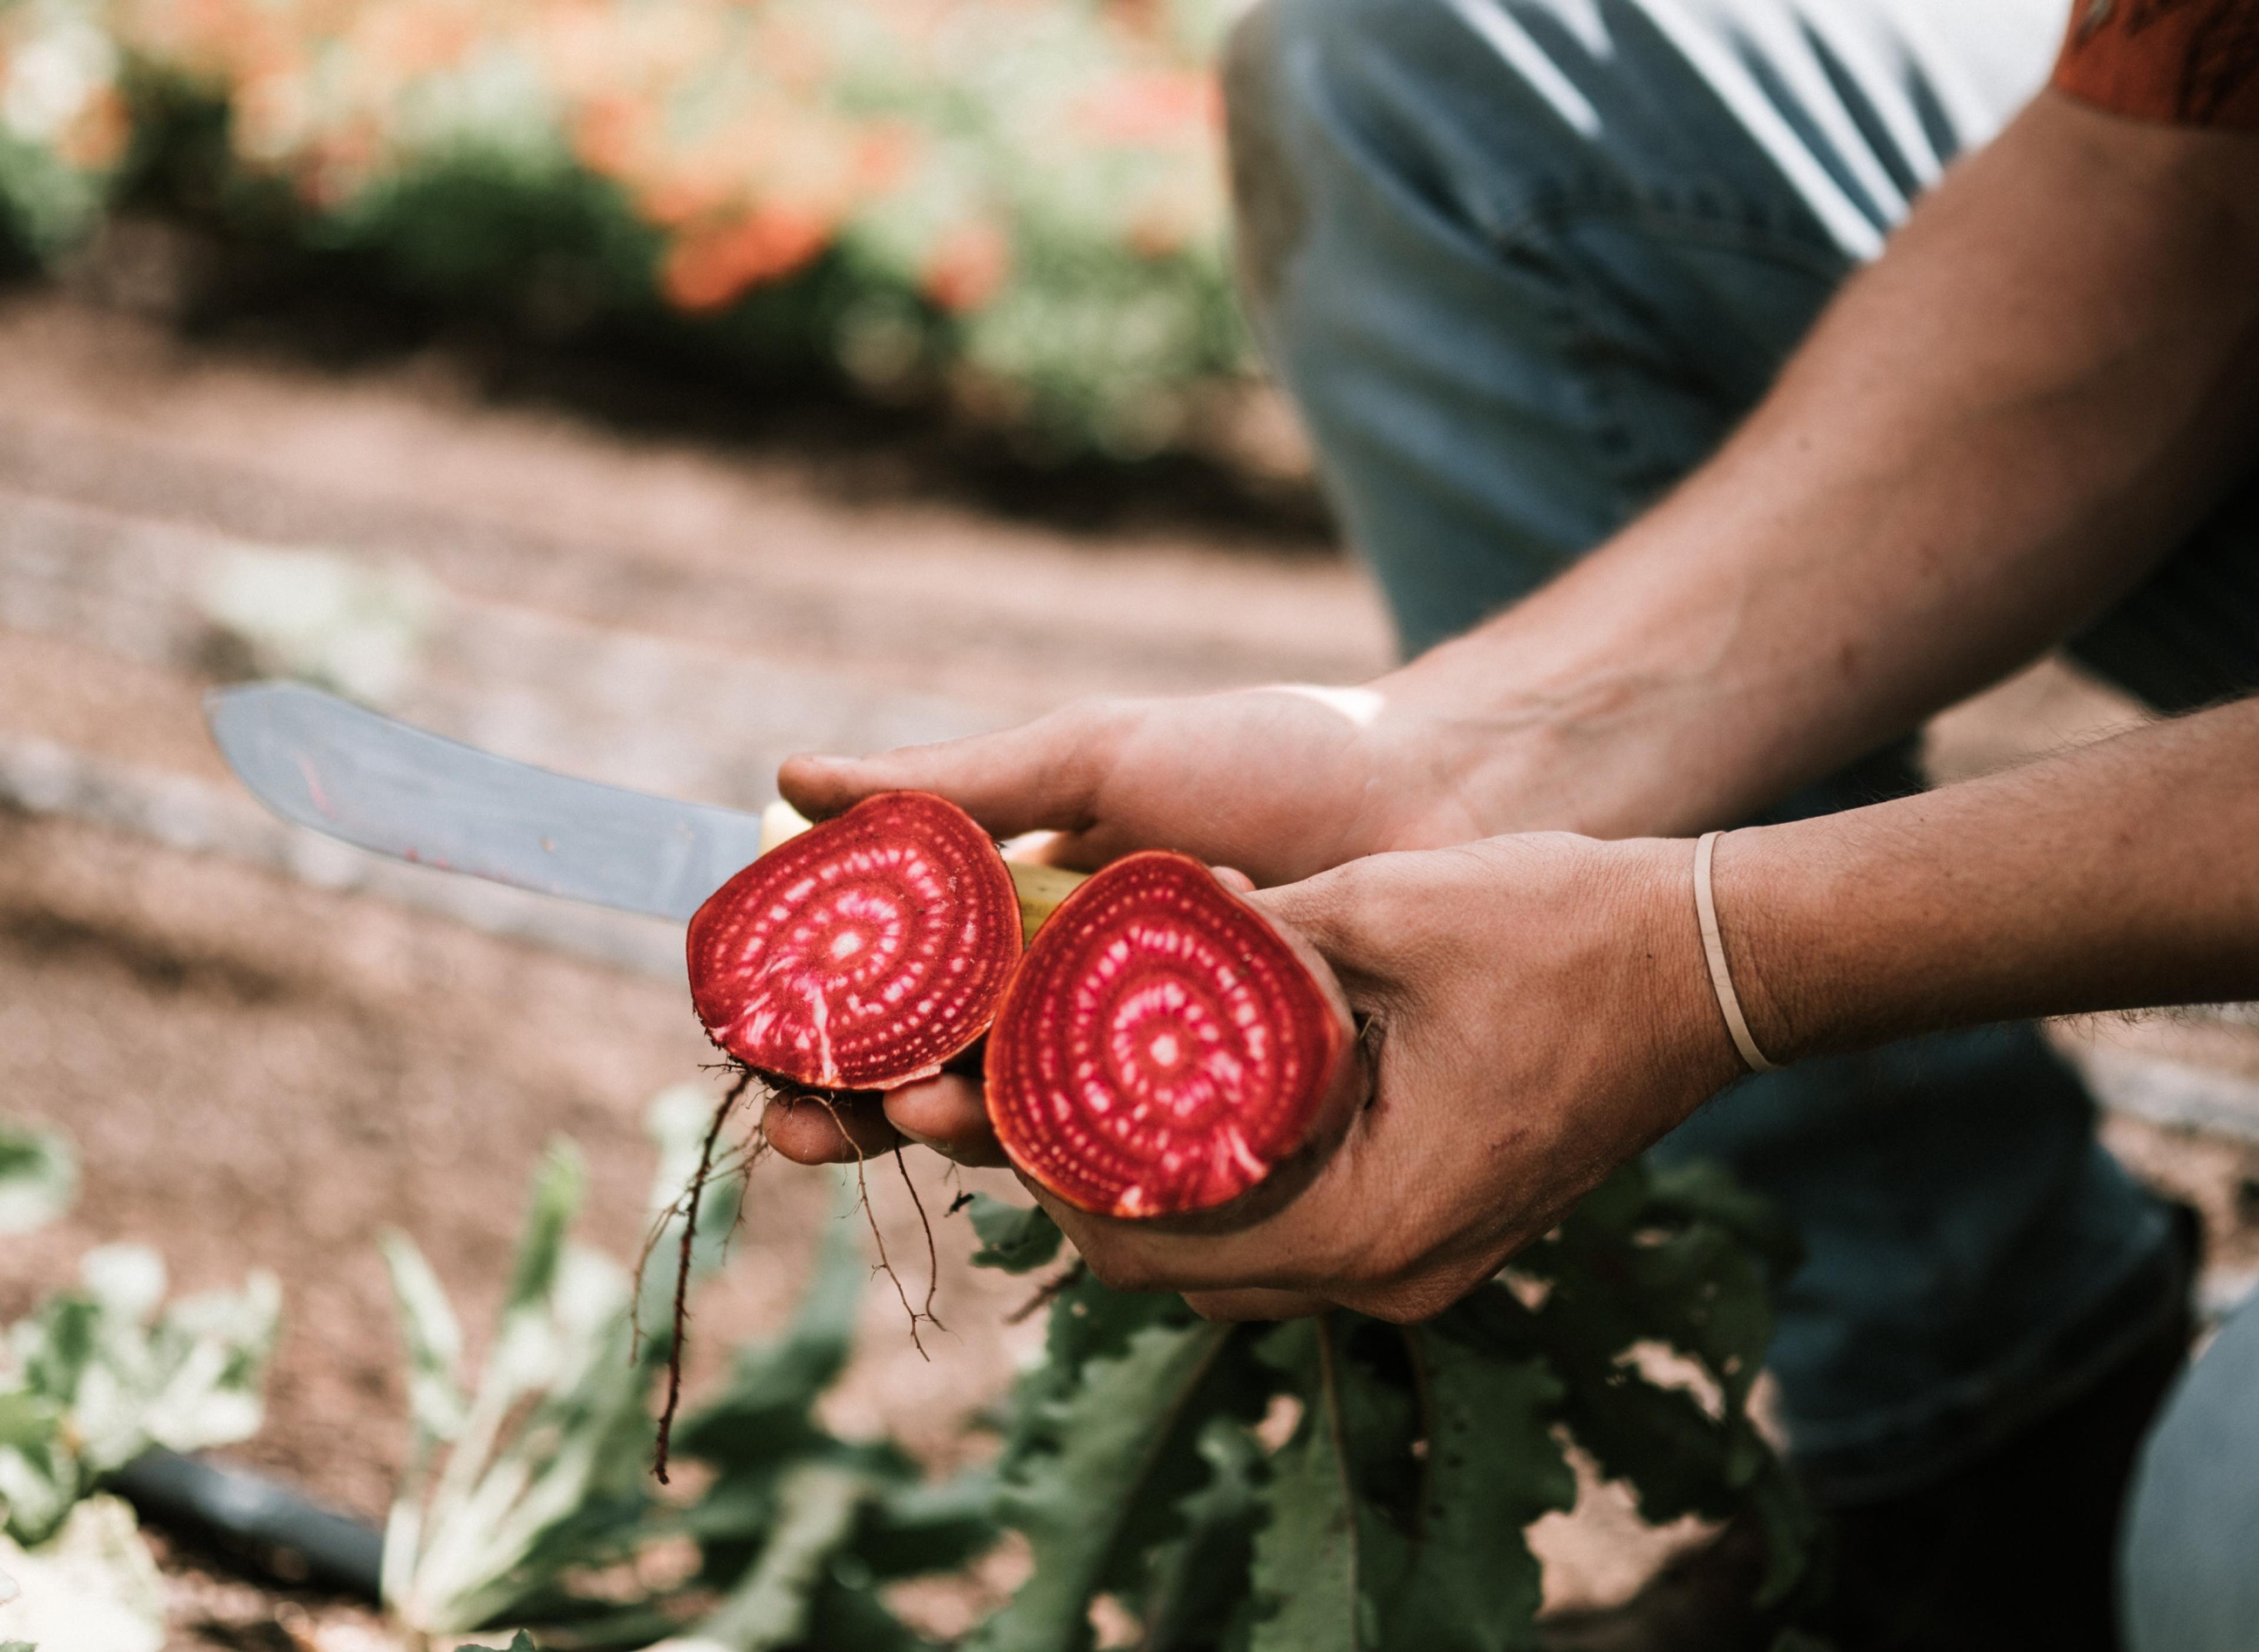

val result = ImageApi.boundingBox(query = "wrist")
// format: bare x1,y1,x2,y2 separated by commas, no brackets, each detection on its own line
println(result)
1596,835,1751,1125
1380,625,1744,843
1703,821,1860,1065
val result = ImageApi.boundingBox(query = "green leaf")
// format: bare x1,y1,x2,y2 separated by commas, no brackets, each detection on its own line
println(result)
379,1232,469,1446
965,1196,1062,1274
0,1121,75,1237
855,1471,1001,1580
1139,1417,1266,1652
687,1463,871,1652
1647,1158,1803,1279
1520,1160,1814,1601
504,1141,588,1321
1382,1320,1572,1651
971,1318,1240,1652
0,1390,61,1451
1745,1457,1823,1609
1039,1271,1191,1387
1248,1320,1360,1652
802,1571,928,1652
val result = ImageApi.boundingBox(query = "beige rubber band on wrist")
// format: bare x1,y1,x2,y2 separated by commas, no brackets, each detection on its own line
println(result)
1694,830,1778,1074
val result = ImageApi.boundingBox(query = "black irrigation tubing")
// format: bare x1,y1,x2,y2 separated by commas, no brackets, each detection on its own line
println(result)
109,1447,384,1599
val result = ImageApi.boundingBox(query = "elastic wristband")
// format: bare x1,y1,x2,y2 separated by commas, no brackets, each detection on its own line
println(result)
1694,830,1778,1074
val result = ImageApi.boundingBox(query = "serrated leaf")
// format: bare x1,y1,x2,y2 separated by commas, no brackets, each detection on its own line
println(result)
855,1471,1000,1580
1382,1322,1571,1651
1522,1160,1813,1600
1140,1417,1265,1652
1248,1319,1360,1652
685,1463,871,1652
1041,1272,1191,1385
965,1197,1062,1274
971,1319,1238,1652
0,1123,75,1237
1646,1158,1802,1278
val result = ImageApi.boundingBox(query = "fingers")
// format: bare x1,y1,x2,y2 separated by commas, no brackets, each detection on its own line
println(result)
1184,1287,1330,1321
1036,1128,1371,1299
1242,868,1360,961
778,703,1124,839
761,1093,900,1163
883,1075,1009,1167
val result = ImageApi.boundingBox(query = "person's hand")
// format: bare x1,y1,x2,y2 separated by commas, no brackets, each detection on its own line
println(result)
776,680,1504,888
768,832,1746,1322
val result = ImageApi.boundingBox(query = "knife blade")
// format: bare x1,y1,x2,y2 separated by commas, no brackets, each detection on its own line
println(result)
204,682,769,922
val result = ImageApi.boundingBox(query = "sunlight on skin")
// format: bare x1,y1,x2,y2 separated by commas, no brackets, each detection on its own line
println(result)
1267,683,1388,727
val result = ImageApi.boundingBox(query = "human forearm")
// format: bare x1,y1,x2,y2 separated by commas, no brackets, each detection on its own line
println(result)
1393,94,2259,840
1717,697,2259,1061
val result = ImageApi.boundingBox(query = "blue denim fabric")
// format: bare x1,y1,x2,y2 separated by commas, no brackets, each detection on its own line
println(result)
1224,0,2185,1501
2123,1289,2259,1651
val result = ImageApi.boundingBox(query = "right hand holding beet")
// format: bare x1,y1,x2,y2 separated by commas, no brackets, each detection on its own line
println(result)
768,832,1749,1325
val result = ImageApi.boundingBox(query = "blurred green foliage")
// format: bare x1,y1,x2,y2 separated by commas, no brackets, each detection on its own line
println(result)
0,0,1255,455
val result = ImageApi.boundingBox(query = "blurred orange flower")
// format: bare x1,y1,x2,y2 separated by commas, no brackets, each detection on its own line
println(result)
921,218,1011,314
660,202,833,311
1074,69,1218,145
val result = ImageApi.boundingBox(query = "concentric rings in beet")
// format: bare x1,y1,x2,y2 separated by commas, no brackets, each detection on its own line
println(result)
984,850,1345,1217
688,792,1020,1090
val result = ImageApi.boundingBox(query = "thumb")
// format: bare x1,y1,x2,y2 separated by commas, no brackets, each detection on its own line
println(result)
1242,864,1372,970
778,702,1123,839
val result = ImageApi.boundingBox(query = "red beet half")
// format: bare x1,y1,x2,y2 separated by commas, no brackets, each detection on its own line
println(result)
688,792,1022,1091
985,851,1358,1220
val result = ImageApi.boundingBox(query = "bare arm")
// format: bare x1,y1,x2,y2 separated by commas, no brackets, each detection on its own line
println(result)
1410,91,2259,839
787,97,2259,868
1728,697,2259,1058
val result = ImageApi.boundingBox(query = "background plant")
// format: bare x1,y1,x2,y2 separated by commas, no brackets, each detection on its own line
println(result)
0,1117,280,1548
381,1084,997,1648
0,1115,279,1651
0,0,1251,457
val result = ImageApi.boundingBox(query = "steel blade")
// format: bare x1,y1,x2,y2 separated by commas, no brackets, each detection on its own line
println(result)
204,682,767,922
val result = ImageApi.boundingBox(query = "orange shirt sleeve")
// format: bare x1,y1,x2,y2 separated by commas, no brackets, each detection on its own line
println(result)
2051,0,2259,127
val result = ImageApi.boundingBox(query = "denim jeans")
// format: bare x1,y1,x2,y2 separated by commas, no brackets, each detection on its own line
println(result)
1220,0,2205,1505
2122,1288,2259,1652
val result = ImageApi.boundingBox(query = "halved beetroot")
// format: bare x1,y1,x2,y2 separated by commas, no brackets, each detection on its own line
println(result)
688,792,1021,1090
985,850,1357,1219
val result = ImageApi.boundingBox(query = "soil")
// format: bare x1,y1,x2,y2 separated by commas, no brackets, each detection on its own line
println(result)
0,285,2254,1650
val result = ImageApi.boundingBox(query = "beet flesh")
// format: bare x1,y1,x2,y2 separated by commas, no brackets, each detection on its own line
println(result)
688,791,1022,1090
984,850,1351,1219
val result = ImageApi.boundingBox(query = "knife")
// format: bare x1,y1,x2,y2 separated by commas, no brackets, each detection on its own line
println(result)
204,681,789,923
